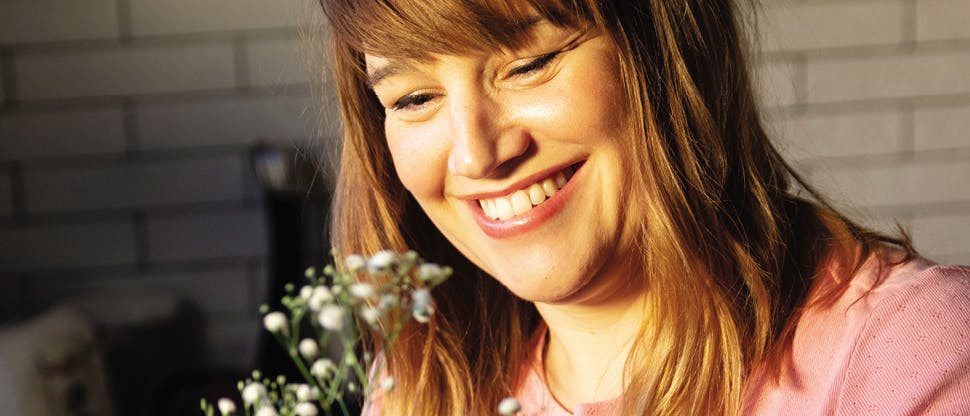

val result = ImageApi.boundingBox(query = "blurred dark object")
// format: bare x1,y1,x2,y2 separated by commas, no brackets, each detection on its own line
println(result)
250,141,332,379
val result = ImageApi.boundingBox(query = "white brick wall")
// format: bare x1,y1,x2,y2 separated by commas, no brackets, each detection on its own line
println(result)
15,41,237,100
136,95,314,150
762,0,970,263
147,209,267,262
0,173,12,217
916,0,970,41
130,0,306,36
0,0,120,44
0,221,137,272
24,156,246,213
247,35,310,87
759,1,907,51
0,106,126,160
806,50,970,103
914,103,970,151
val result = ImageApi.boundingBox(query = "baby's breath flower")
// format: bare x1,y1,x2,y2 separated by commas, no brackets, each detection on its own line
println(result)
298,338,319,360
299,285,314,300
310,358,335,378
348,283,377,299
379,294,398,310
262,312,288,334
359,305,380,325
318,304,345,331
367,250,397,274
498,397,522,415
380,376,395,392
255,406,279,416
344,254,367,273
411,288,434,323
307,286,334,311
295,383,317,402
347,382,357,393
294,402,319,416
216,397,236,415
417,263,443,283
304,267,316,279
241,382,266,405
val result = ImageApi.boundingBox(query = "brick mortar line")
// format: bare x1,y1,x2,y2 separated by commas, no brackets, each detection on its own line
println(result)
133,210,149,270
0,48,17,108
797,147,970,169
7,163,26,221
0,255,265,283
116,0,134,43
0,83,312,110
0,199,264,228
757,37,970,60
0,86,312,114
234,34,252,92
0,27,299,53
0,145,252,170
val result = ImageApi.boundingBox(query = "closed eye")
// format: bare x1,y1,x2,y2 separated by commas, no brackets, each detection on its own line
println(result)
392,93,437,111
507,51,561,78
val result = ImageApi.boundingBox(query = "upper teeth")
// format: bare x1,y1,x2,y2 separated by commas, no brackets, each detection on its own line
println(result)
478,169,570,220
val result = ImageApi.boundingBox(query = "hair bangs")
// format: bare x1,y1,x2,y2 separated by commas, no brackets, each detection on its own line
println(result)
321,0,593,59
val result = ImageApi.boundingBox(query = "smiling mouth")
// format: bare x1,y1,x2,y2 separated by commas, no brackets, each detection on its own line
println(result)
477,164,579,221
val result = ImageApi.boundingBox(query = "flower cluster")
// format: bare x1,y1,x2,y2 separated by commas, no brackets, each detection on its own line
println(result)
201,250,451,416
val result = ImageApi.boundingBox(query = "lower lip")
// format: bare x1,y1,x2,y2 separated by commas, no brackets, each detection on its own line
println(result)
469,162,585,239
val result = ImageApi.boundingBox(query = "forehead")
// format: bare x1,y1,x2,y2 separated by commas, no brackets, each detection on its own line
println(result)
363,19,564,85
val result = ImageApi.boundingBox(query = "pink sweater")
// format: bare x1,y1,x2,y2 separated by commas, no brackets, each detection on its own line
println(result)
515,258,970,415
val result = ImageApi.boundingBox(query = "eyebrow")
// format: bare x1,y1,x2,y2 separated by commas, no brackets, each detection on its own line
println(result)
365,16,547,88
367,59,412,88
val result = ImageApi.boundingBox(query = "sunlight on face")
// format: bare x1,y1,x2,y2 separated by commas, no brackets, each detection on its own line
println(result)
367,21,638,305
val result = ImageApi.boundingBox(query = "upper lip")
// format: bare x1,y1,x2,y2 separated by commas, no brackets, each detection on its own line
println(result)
453,159,585,200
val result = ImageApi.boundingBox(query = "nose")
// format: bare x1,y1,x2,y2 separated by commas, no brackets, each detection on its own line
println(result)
447,90,530,179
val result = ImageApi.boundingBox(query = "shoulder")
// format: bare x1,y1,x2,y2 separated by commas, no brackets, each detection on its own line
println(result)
836,261,970,415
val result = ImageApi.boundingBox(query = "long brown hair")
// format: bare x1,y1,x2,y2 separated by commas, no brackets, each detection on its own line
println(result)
317,0,913,414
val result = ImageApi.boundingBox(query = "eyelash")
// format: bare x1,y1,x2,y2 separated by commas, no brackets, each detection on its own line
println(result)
390,51,562,111
507,51,561,78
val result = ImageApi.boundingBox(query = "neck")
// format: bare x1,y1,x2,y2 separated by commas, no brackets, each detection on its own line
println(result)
534,262,647,410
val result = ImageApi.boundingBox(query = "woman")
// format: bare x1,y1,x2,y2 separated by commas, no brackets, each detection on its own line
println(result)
317,0,970,414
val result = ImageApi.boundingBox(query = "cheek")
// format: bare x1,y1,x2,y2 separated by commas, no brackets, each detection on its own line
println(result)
385,122,448,198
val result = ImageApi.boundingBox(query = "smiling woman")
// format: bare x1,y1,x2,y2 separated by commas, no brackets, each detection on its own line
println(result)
317,0,970,415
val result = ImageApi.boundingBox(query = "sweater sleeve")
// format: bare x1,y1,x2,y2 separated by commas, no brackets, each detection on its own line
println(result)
835,266,970,415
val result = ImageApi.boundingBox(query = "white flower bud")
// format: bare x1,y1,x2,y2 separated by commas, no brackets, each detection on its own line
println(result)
412,288,431,308
294,402,318,416
262,312,288,334
310,358,335,378
298,338,319,360
380,376,395,392
367,250,397,274
241,383,266,405
359,305,380,325
344,254,367,273
318,304,345,331
498,397,522,415
299,286,314,300
295,383,317,402
411,288,434,323
348,283,376,299
417,263,442,282
379,294,398,310
216,398,237,415
307,286,334,311
255,407,279,416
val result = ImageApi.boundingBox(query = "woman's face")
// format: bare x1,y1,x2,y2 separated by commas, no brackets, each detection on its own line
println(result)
366,21,637,304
